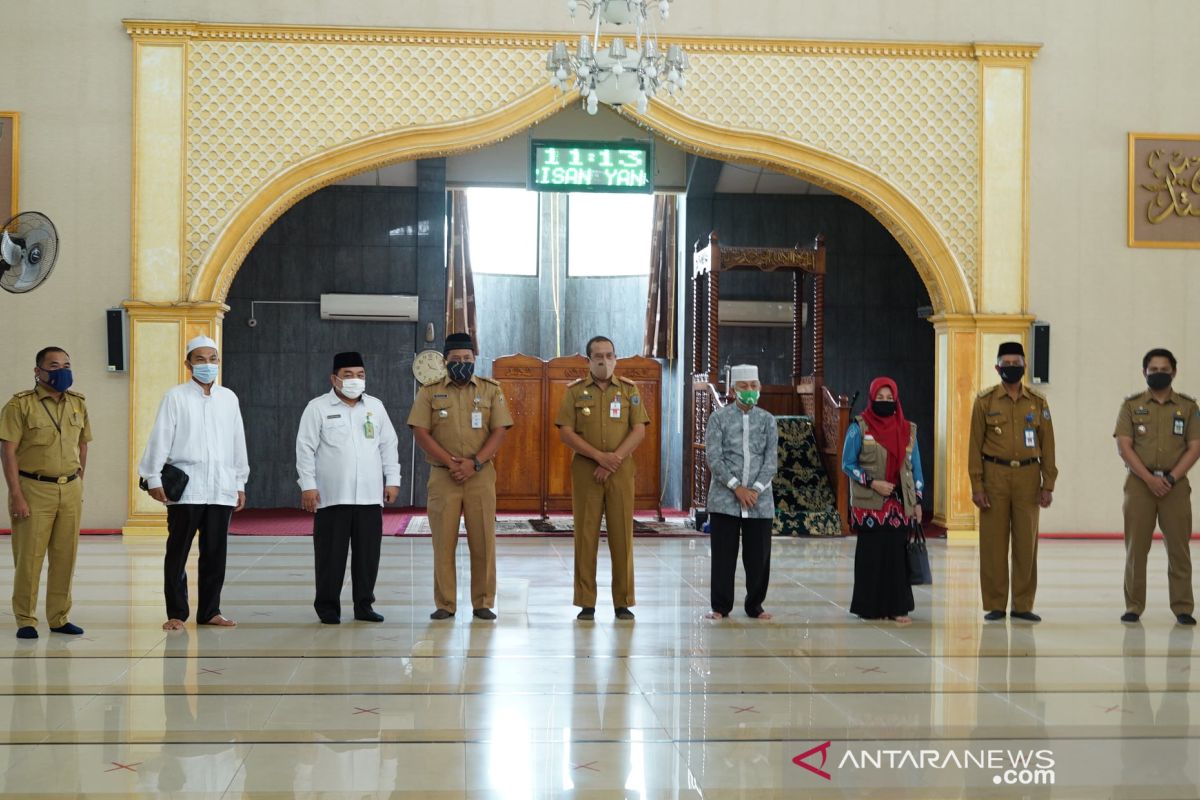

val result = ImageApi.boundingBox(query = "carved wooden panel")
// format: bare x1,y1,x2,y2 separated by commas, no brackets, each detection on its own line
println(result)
491,354,545,512
495,354,661,515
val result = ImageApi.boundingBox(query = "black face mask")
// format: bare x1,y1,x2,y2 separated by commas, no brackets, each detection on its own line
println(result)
447,361,474,383
871,400,896,417
998,365,1025,385
1147,371,1173,391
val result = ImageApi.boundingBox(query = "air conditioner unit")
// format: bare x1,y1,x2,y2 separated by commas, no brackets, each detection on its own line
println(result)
717,300,804,328
319,294,419,322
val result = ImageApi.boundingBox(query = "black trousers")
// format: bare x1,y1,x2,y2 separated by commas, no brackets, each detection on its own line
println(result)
164,504,233,623
313,504,383,620
709,512,772,616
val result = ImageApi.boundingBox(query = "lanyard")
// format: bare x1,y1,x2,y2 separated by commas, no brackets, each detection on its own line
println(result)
39,397,64,433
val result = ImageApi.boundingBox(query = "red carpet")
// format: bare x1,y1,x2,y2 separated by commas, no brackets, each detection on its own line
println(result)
227,508,414,536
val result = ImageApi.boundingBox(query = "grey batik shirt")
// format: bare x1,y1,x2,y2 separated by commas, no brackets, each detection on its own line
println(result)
704,403,779,519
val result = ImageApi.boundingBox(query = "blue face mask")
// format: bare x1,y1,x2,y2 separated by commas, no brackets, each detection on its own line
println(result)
191,363,219,384
447,361,474,383
40,367,73,393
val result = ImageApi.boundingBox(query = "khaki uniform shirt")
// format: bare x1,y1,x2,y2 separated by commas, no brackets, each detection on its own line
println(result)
1113,389,1200,472
407,375,513,464
968,383,1057,493
0,384,92,477
555,375,651,458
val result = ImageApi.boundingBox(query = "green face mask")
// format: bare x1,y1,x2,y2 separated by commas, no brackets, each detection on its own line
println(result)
736,389,760,406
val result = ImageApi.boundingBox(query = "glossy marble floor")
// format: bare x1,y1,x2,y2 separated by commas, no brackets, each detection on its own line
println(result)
1,534,1198,798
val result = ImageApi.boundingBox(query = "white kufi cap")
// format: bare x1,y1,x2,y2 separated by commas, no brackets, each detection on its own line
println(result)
729,364,759,383
186,335,219,355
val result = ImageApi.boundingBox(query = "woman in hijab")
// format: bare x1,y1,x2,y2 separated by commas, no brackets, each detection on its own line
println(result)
841,377,924,623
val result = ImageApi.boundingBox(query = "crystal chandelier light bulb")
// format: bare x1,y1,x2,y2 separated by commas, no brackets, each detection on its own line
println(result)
546,0,689,115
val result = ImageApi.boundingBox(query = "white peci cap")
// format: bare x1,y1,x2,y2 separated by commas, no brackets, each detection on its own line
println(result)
729,364,759,383
185,335,219,355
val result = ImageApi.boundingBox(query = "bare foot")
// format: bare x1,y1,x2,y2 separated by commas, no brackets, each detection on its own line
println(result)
894,615,912,625
704,611,725,619
201,614,237,627
753,611,773,620
161,618,185,631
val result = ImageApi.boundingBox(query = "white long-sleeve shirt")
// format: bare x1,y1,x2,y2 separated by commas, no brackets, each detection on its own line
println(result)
295,391,401,509
137,380,250,506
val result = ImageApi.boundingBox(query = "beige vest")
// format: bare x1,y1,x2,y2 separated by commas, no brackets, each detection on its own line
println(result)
849,416,918,517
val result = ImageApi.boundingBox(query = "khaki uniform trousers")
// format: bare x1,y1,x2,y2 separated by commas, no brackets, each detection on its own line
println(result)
10,476,82,628
979,461,1042,613
572,456,635,608
1123,473,1193,616
427,463,496,614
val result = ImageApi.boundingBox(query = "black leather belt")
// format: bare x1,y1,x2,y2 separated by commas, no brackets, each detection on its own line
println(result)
19,470,78,484
982,455,1040,468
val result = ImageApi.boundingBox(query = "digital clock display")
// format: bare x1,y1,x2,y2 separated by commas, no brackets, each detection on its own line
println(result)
529,139,653,193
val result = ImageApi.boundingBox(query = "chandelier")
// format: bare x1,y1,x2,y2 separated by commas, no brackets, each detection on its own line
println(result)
547,0,690,115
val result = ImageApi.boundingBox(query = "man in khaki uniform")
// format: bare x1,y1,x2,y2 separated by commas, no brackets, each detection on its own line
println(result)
968,341,1057,622
556,336,650,621
0,347,90,639
1114,348,1200,626
408,333,512,621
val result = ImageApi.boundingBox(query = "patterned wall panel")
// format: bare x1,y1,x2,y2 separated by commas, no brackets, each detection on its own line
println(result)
661,50,980,291
123,23,1033,307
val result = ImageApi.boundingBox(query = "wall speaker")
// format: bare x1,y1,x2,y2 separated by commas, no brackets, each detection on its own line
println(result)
1031,321,1050,384
106,307,127,372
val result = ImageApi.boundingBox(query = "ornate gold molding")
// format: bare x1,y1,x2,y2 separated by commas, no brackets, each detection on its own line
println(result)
125,20,1040,61
635,100,974,314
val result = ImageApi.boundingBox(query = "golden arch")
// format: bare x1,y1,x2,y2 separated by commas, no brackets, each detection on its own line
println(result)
192,89,973,317
126,24,1035,536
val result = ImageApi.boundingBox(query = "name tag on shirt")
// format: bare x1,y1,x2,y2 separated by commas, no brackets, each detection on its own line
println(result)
610,399,622,419
1024,428,1036,448
1175,418,1185,436
471,411,483,429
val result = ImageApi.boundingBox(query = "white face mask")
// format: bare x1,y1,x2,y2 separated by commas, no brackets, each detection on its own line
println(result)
339,378,365,399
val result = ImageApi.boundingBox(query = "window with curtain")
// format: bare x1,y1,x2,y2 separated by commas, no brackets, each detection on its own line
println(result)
464,187,539,276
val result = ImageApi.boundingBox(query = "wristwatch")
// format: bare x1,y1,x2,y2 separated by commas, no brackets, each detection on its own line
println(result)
1166,473,1177,486
473,456,484,472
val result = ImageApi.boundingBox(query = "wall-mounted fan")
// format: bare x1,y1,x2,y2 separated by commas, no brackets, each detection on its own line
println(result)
1,212,59,293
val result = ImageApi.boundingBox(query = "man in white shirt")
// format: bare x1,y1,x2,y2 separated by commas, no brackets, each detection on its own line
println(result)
138,335,249,631
296,351,401,624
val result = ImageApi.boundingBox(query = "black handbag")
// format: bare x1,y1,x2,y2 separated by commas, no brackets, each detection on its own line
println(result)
907,522,933,585
139,463,190,502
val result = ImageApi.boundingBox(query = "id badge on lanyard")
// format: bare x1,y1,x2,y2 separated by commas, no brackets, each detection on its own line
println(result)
610,398,622,419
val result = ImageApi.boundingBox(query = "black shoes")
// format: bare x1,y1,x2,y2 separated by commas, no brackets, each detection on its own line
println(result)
430,609,455,620
318,615,341,625
15,626,37,640
1010,611,1041,622
355,609,385,623
1120,612,1140,623
983,610,1006,621
576,607,595,621
615,607,635,621
50,622,83,635
1178,613,1197,626
472,608,496,620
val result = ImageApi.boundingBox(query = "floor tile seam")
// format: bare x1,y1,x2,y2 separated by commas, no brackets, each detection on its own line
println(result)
12,687,1190,698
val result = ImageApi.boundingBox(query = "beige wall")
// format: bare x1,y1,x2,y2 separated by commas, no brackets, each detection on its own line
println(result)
1,0,1197,531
